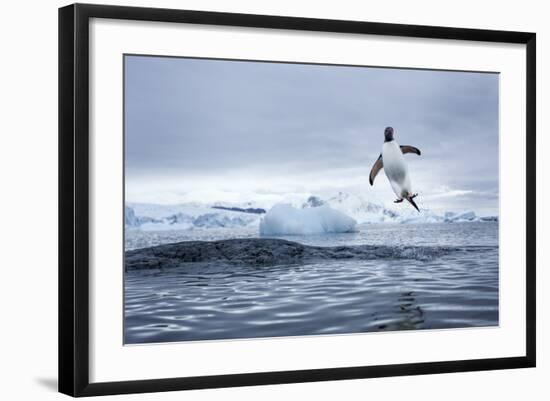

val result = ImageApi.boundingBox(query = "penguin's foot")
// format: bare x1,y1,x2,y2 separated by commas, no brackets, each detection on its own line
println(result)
394,198,404,203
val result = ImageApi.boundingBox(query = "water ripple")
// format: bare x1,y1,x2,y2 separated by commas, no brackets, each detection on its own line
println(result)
125,235,498,343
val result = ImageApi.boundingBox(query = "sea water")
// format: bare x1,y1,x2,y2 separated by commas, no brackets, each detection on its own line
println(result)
124,222,498,343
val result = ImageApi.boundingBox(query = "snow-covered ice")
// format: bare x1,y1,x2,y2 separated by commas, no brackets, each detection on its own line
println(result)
124,192,497,234
125,203,261,231
259,203,358,236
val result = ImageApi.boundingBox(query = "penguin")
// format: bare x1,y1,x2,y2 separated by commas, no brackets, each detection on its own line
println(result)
369,127,421,212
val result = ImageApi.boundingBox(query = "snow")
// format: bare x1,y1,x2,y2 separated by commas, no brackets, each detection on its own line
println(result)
325,192,397,224
320,192,495,224
125,193,497,234
125,203,261,231
444,211,478,222
259,204,358,236
396,209,446,224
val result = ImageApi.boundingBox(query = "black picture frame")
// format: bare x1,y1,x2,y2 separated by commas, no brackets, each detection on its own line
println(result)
59,3,536,397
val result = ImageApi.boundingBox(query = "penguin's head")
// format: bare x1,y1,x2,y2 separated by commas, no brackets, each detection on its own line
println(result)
384,126,394,142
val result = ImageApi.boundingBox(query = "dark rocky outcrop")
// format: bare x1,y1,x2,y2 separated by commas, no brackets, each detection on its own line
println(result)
125,238,458,271
211,206,266,214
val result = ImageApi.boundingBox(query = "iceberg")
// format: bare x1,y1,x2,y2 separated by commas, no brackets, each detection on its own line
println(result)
125,206,140,227
443,211,477,223
326,192,397,224
259,203,358,236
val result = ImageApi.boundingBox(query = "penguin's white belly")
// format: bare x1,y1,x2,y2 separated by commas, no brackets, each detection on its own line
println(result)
382,141,411,199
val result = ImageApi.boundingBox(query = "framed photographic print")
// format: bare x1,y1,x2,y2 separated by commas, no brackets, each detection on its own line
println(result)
58,3,536,397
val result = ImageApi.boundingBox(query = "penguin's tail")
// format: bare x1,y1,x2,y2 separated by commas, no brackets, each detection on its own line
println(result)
406,195,420,212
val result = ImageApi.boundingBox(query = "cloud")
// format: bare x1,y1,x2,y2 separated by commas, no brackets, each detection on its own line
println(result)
423,187,475,199
125,55,499,214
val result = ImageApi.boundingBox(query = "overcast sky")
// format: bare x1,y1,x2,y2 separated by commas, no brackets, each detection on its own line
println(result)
125,55,499,215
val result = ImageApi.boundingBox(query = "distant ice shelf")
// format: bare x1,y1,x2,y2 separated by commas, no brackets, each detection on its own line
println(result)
125,203,261,231
124,193,497,233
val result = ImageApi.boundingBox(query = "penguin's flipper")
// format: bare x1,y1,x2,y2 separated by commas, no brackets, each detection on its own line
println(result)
369,154,383,185
400,145,421,156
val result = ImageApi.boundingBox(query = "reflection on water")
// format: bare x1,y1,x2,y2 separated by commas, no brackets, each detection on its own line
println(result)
124,222,498,344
